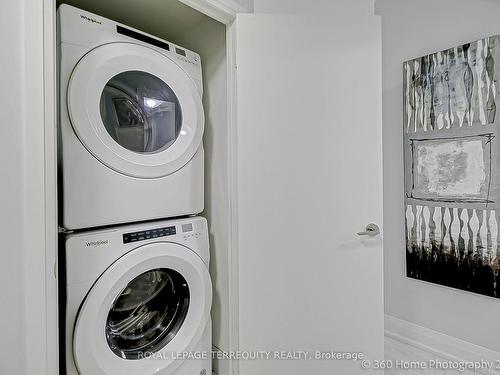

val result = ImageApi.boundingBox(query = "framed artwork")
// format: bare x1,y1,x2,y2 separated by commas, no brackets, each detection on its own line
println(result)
404,36,500,298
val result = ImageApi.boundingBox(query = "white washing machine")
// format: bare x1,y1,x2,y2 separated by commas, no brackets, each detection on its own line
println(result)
64,217,212,375
58,4,205,230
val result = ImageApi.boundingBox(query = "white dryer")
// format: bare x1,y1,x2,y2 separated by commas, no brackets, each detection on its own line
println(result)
58,4,205,230
64,216,212,375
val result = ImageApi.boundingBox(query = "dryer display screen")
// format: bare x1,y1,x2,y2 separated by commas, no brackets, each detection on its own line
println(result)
117,25,170,51
123,226,176,244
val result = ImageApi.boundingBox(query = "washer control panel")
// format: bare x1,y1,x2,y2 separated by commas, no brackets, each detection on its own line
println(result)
123,225,176,244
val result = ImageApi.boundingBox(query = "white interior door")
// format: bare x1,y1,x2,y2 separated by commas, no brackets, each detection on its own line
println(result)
235,14,384,375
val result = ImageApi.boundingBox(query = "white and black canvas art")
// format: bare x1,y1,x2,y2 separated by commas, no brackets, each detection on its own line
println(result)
404,36,500,298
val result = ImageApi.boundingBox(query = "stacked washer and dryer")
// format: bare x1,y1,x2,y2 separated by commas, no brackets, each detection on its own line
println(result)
58,4,212,375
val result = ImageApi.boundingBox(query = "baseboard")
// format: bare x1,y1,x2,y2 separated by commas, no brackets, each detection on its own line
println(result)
385,314,500,374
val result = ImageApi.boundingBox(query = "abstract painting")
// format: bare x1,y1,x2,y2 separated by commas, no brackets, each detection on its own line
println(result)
403,36,500,298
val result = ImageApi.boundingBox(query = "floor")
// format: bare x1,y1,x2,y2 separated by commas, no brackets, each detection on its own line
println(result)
214,337,485,375
385,337,479,375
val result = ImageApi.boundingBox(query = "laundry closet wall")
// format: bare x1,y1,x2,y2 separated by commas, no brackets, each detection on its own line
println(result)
0,0,56,374
0,1,30,372
376,0,500,352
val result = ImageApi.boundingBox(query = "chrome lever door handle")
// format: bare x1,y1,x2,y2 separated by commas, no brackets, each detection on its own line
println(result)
357,223,380,237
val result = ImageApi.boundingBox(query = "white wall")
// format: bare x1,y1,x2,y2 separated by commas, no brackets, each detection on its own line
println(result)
231,0,253,12
253,0,373,15
0,1,27,372
1,0,55,374
375,0,500,353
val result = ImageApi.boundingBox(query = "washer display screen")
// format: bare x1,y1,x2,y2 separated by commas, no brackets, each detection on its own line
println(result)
123,226,176,244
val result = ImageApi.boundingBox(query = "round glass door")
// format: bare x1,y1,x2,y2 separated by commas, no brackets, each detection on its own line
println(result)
106,268,190,359
100,71,183,154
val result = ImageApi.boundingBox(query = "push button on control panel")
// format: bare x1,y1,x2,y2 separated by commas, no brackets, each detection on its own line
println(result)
123,226,176,244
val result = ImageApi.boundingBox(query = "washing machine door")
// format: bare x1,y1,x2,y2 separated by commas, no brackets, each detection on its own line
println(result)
68,42,204,178
73,242,211,375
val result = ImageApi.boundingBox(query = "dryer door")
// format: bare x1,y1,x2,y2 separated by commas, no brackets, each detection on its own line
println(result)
68,42,204,178
73,243,211,375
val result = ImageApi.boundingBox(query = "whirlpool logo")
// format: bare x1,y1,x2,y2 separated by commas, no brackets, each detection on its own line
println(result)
80,14,102,25
85,240,109,248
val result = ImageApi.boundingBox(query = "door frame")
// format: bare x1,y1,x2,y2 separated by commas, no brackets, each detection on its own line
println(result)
41,1,244,375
